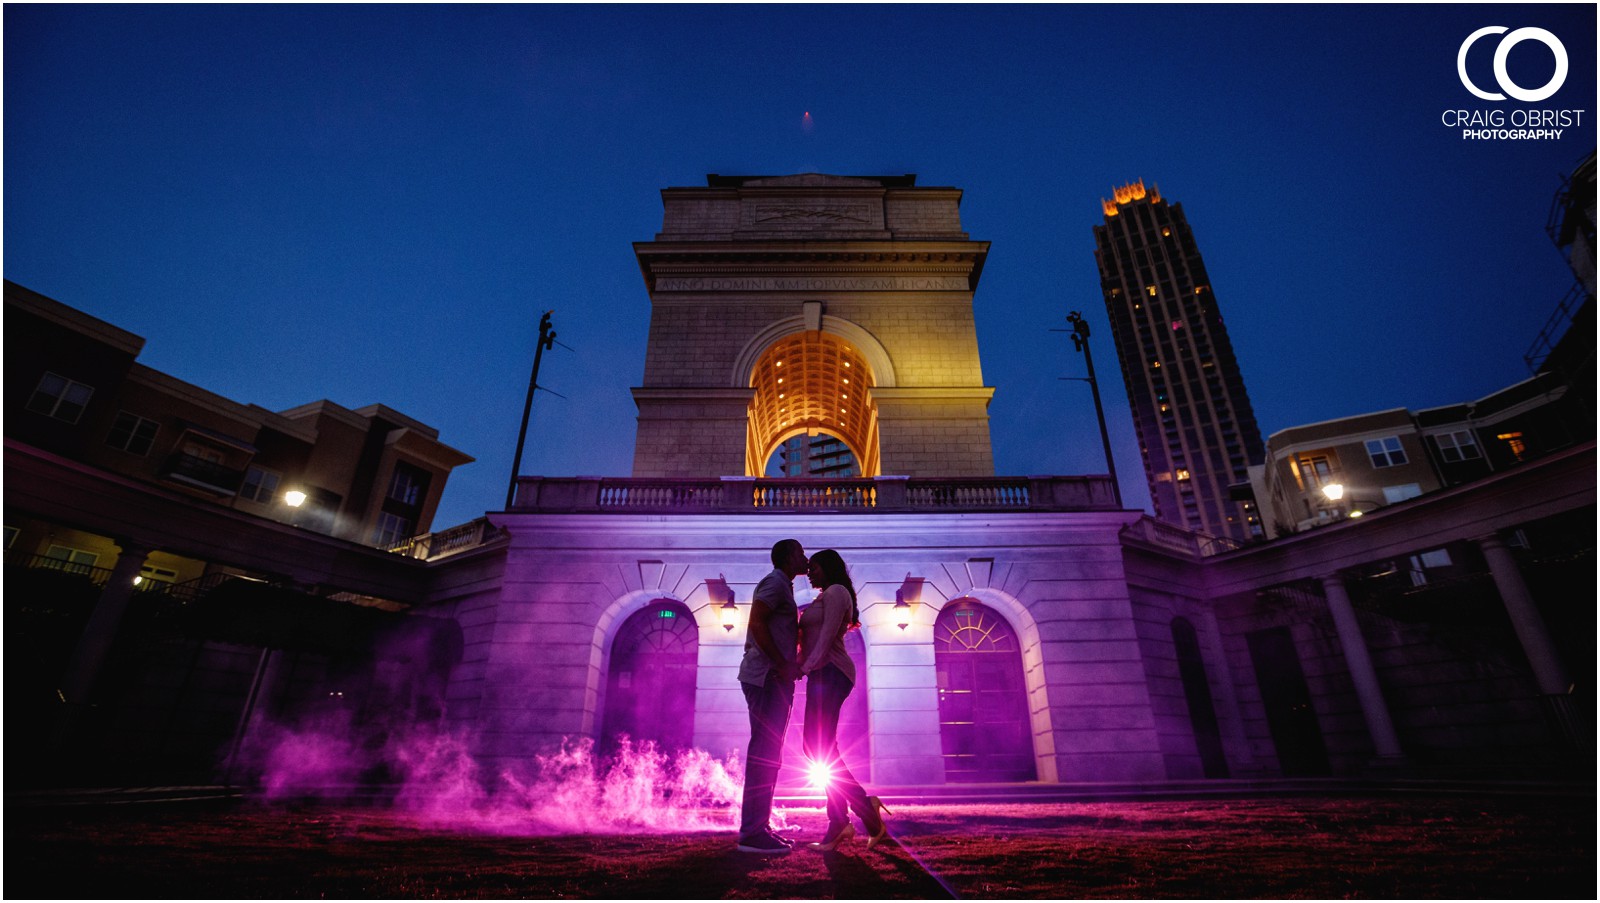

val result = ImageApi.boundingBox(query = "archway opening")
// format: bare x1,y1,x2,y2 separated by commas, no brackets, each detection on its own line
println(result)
934,600,1036,782
600,599,698,755
746,332,879,477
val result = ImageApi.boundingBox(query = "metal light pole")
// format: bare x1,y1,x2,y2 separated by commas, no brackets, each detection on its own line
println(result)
1063,310,1123,508
507,311,556,509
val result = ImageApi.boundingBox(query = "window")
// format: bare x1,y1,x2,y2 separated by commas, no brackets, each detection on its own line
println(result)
1435,430,1481,463
134,565,179,590
1382,483,1422,503
387,462,428,508
27,372,94,423
43,544,99,575
239,465,281,503
106,412,160,456
4,525,18,549
1292,454,1333,491
1365,436,1407,468
375,511,413,547
1497,431,1527,461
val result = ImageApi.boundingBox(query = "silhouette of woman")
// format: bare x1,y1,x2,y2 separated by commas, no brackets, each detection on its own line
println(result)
798,549,889,851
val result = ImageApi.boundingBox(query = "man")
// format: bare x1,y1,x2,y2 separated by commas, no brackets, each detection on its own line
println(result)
735,537,807,854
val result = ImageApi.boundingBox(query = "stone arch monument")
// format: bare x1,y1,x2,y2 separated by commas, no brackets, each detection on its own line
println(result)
630,173,996,479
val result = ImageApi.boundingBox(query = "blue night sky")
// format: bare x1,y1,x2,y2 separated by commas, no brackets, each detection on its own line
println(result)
6,4,1595,530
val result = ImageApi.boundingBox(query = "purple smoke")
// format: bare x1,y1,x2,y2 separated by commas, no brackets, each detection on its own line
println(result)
235,715,787,835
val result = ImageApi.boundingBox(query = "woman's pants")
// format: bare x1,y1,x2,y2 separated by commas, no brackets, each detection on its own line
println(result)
804,664,873,829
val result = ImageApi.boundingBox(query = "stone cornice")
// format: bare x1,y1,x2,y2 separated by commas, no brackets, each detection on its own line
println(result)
634,242,990,293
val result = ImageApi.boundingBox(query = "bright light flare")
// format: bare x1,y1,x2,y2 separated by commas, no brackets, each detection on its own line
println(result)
806,759,832,789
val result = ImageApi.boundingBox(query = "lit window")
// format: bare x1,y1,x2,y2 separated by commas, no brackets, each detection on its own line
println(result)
1146,285,1157,297
1175,469,1191,481
1365,437,1407,468
1291,454,1333,492
239,465,282,503
1161,227,1171,237
43,544,99,575
1496,432,1527,461
107,412,160,456
1171,320,1183,331
1435,430,1481,463
27,372,94,424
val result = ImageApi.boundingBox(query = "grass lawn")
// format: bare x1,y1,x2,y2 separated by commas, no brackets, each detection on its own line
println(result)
5,793,1592,899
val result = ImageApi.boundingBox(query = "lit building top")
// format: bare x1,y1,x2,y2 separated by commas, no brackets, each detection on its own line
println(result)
1101,179,1162,217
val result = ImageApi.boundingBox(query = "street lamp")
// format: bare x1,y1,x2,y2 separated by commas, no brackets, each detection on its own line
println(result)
1321,483,1380,518
507,311,558,510
1060,311,1123,508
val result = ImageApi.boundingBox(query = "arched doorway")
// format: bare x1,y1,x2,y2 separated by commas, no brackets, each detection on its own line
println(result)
746,331,880,477
934,600,1036,781
1171,616,1229,778
600,599,698,755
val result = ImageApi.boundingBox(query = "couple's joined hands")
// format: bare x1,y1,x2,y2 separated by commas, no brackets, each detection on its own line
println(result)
779,662,804,682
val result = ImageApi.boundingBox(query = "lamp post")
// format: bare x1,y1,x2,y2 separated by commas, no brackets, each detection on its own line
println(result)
1061,311,1123,507
507,311,557,510
1321,483,1380,519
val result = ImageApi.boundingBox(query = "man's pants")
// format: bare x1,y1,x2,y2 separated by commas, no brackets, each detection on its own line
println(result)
739,674,794,842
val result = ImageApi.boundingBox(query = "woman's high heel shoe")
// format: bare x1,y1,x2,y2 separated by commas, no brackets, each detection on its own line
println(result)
806,822,855,852
864,796,892,850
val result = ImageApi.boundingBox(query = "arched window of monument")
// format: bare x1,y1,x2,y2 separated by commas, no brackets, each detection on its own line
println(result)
599,599,698,755
933,599,1037,782
746,331,880,477
778,622,870,789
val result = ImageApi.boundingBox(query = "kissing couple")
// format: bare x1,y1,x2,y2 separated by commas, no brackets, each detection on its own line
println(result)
734,538,890,854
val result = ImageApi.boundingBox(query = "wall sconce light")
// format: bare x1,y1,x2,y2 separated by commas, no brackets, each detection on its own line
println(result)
284,489,307,508
1321,483,1345,502
708,575,739,632
893,591,913,630
893,574,924,631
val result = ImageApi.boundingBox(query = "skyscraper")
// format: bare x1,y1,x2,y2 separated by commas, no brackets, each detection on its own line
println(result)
1093,180,1265,543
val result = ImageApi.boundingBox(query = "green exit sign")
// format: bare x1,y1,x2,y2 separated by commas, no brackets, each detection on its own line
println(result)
658,610,676,618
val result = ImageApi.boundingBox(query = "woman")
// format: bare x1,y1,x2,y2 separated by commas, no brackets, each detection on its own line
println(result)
798,549,889,851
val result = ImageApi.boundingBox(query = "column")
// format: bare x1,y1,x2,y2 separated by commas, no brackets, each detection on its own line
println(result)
1477,534,1570,695
52,540,153,747
1320,574,1406,762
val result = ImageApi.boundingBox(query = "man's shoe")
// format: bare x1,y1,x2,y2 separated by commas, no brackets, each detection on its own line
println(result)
736,833,792,855
766,830,794,847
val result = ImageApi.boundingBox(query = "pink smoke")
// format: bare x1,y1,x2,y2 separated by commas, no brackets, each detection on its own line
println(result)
236,715,791,836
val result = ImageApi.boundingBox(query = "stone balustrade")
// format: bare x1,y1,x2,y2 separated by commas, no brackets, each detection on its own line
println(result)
512,474,1120,513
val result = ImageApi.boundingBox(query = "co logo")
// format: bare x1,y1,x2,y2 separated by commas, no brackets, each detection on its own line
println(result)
1457,26,1569,102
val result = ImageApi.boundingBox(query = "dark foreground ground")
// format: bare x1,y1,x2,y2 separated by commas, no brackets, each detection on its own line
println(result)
5,791,1594,899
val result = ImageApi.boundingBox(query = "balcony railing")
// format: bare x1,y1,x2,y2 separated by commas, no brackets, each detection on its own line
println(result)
25,555,115,586
384,517,503,560
513,475,1119,513
162,453,246,495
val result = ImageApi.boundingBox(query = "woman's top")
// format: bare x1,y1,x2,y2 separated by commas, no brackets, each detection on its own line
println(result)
798,583,855,683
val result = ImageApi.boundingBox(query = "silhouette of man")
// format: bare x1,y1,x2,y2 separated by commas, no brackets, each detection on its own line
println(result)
735,538,807,854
